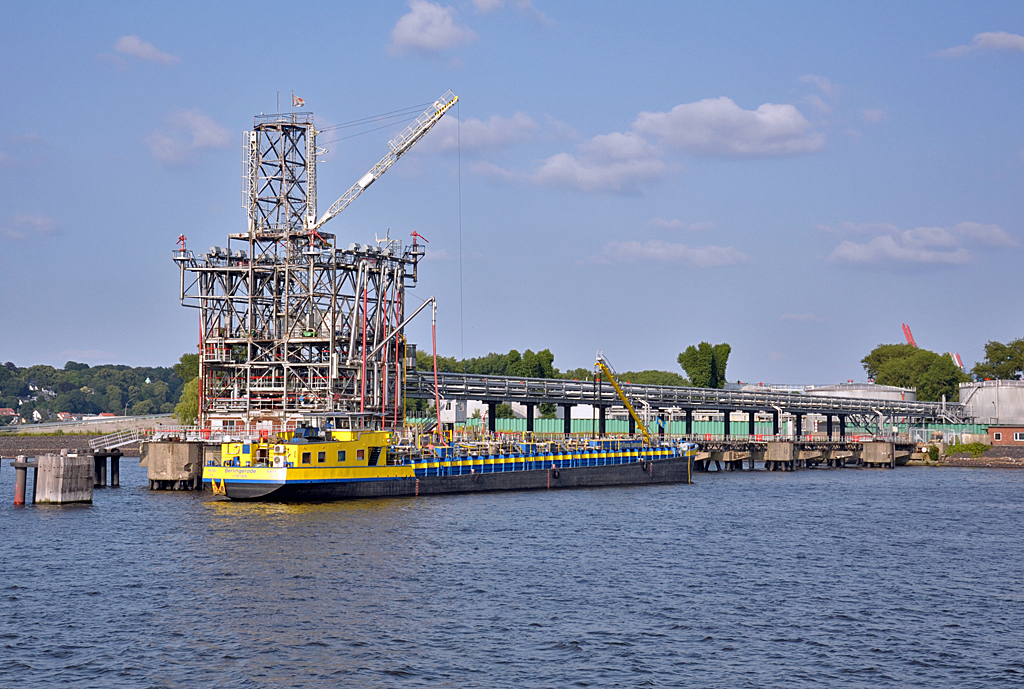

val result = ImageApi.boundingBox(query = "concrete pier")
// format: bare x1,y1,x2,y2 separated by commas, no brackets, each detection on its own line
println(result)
35,451,93,504
140,441,204,490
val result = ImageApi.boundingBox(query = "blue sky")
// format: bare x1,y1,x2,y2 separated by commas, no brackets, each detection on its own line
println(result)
1,1,1022,384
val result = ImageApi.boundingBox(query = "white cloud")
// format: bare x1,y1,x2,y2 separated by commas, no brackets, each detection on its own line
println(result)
862,108,885,123
803,94,831,114
2,213,59,240
530,131,667,194
780,312,822,322
470,160,519,182
799,74,840,98
423,248,455,261
938,31,1024,57
472,0,553,26
146,109,231,165
422,112,539,152
113,35,179,65
827,221,1019,266
648,218,714,232
633,97,825,156
592,240,749,267
390,0,478,55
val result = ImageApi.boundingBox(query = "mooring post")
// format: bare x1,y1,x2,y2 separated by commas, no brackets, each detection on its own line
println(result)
110,450,121,488
94,454,106,488
14,455,27,506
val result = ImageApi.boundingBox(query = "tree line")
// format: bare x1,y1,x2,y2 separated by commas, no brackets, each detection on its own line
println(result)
0,360,186,424
863,336,1024,402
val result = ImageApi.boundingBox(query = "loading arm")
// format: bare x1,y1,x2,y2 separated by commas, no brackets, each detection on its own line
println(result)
595,353,652,446
311,90,458,232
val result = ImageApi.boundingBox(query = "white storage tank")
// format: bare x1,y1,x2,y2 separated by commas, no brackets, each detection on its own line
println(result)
804,383,917,401
959,380,1024,425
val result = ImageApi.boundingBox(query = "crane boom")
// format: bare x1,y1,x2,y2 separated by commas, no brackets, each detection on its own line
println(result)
595,353,652,446
311,90,458,232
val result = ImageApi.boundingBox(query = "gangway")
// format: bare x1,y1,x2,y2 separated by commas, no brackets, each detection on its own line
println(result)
595,352,652,445
89,428,146,452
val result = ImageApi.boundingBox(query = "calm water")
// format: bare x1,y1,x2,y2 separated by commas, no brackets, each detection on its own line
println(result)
1,461,1023,688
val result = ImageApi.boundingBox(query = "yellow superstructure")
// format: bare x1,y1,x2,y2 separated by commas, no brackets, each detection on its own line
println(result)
204,430,416,492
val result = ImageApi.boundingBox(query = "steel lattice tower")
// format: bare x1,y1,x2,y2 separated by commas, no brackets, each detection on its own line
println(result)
173,110,429,433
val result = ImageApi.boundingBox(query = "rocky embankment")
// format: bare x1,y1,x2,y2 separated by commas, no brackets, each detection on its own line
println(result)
943,446,1024,469
0,436,141,458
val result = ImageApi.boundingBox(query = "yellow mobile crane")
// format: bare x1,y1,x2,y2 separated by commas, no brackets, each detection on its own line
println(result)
595,353,652,446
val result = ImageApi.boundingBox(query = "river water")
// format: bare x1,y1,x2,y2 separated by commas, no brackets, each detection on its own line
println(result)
1,461,1022,687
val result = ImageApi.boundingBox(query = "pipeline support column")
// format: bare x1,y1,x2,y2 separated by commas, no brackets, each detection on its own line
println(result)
685,408,693,436
722,410,732,438
747,410,755,437
599,406,607,435
525,404,535,433
561,404,573,435
487,402,497,433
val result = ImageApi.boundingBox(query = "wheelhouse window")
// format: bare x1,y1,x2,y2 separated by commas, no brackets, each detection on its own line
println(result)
337,450,346,462
302,452,311,464
318,451,326,463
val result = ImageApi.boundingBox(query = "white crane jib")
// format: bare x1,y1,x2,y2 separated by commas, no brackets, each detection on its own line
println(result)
311,90,458,233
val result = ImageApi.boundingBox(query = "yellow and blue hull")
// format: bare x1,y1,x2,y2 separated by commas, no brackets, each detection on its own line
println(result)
204,445,693,501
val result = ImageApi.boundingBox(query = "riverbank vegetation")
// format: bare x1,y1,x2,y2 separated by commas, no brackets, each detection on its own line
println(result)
0,360,185,425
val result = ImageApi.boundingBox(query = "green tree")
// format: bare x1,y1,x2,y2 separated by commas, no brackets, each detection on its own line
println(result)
174,353,200,383
495,403,515,418
861,343,917,380
539,402,557,419
862,343,969,401
619,370,690,386
174,377,199,424
677,342,730,388
972,338,1024,380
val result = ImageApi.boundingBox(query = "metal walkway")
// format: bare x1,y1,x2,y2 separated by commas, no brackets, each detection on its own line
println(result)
89,429,145,452
405,371,969,424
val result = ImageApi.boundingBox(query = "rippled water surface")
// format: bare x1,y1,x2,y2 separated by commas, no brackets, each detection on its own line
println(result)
2,461,1023,687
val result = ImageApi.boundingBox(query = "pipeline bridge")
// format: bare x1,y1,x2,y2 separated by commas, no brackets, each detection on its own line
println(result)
405,371,970,436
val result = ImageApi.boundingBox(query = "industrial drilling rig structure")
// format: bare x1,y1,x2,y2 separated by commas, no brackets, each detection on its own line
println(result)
173,91,458,433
